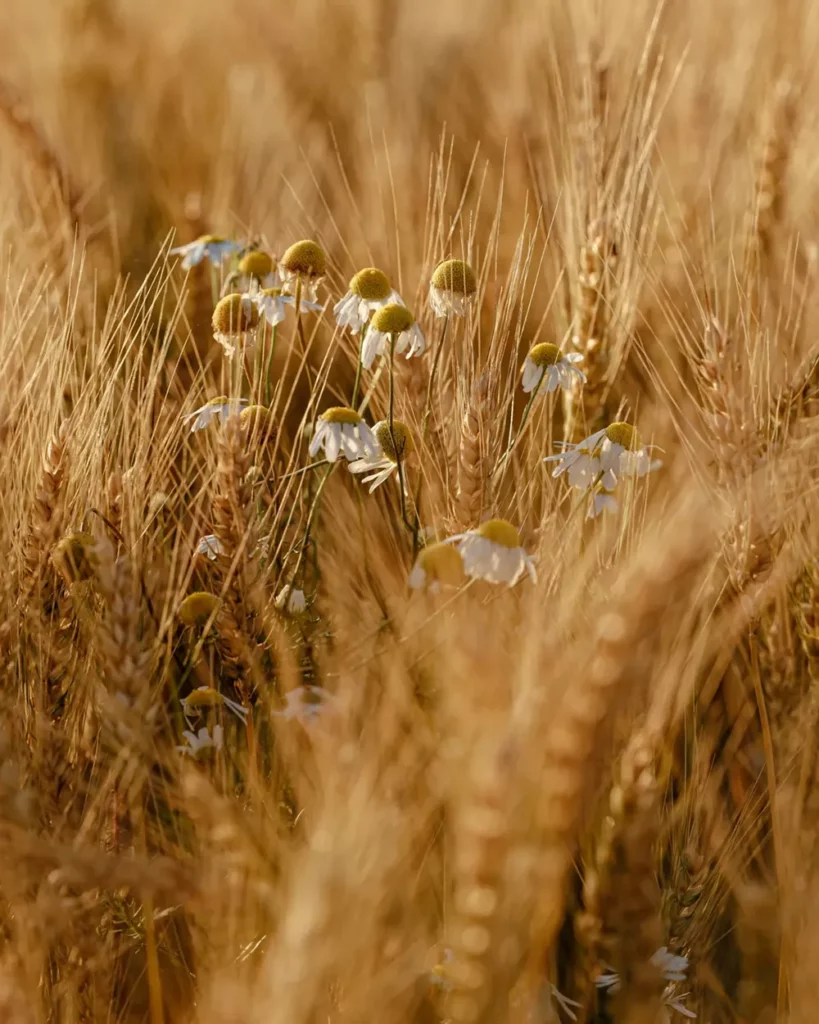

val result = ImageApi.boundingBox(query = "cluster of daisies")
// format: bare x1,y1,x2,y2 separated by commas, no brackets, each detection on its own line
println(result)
173,235,661,602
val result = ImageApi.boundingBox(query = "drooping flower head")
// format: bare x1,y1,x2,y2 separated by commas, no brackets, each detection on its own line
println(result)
212,294,260,358
348,419,413,492
177,591,220,628
184,396,249,433
522,343,586,395
449,518,537,586
250,286,324,327
177,725,224,757
237,250,279,288
362,303,425,369
170,234,241,270
182,685,247,724
408,541,466,593
545,420,661,493
52,532,97,584
334,267,404,332
279,239,327,301
309,406,378,463
429,258,477,317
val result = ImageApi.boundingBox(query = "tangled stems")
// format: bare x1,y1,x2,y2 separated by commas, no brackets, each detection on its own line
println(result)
388,334,415,536
289,462,337,590
411,317,449,554
493,370,545,483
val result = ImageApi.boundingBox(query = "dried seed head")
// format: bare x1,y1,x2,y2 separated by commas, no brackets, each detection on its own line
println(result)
527,342,561,367
320,406,361,425
371,303,415,334
350,267,392,301
374,420,413,461
280,239,326,279
416,541,465,587
178,592,220,627
212,294,259,336
476,518,521,549
238,251,274,279
431,258,477,296
605,421,642,451
52,532,96,583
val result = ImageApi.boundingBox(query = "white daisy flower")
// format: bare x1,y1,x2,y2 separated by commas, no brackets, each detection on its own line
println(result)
651,947,690,983
170,235,242,270
184,396,249,433
429,258,478,317
250,287,323,327
236,250,281,290
361,303,425,370
181,686,248,724
545,421,662,492
211,293,260,358
589,483,619,519
196,535,223,561
274,686,334,723
279,239,326,302
275,584,307,615
407,541,466,594
348,419,413,492
309,407,378,463
177,725,224,757
521,343,586,394
334,267,404,333
448,518,537,586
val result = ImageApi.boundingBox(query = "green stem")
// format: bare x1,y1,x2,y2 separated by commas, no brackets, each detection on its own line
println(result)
351,328,364,408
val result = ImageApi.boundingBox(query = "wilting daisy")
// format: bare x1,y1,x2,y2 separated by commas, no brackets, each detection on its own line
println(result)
182,686,248,724
177,725,224,757
334,267,404,333
429,258,478,317
521,343,586,394
274,686,334,724
250,286,323,327
448,519,536,586
170,235,241,270
236,250,280,290
348,420,413,492
309,407,378,463
408,541,466,593
184,396,249,433
361,303,425,369
177,591,220,628
196,535,223,561
279,239,327,301
545,421,661,492
275,584,307,615
212,293,260,358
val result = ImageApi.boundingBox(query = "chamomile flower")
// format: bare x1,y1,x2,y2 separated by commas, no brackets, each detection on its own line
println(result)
408,541,466,593
334,267,404,332
237,250,280,290
177,591,220,628
212,293,260,358
182,686,248,724
170,235,241,270
309,407,378,463
184,396,249,433
279,239,327,301
275,584,307,615
429,258,477,317
250,286,323,327
177,725,224,757
196,535,223,561
521,343,586,394
545,421,661,492
448,518,537,586
589,482,619,519
274,686,334,723
348,420,413,492
361,303,425,369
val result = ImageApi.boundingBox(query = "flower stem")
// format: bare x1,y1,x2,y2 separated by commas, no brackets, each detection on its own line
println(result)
493,373,544,482
264,324,278,407
388,334,414,535
351,328,364,408
411,317,449,555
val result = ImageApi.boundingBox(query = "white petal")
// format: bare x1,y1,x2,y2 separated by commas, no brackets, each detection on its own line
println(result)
324,424,341,463
309,421,327,458
361,327,383,369
407,564,426,589
565,351,584,364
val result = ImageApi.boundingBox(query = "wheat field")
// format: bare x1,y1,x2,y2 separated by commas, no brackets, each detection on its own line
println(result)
0,0,818,1020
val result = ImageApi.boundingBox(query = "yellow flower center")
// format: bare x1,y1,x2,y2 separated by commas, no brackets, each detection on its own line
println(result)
240,405,273,432
371,303,414,334
206,395,229,406
200,233,227,244
417,542,465,586
374,420,413,461
605,422,642,451
238,251,274,279
527,343,561,367
321,406,361,424
260,286,283,298
476,518,521,549
183,687,225,709
431,258,477,296
212,294,259,335
280,239,327,279
350,267,391,301
178,592,220,627
52,533,96,583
